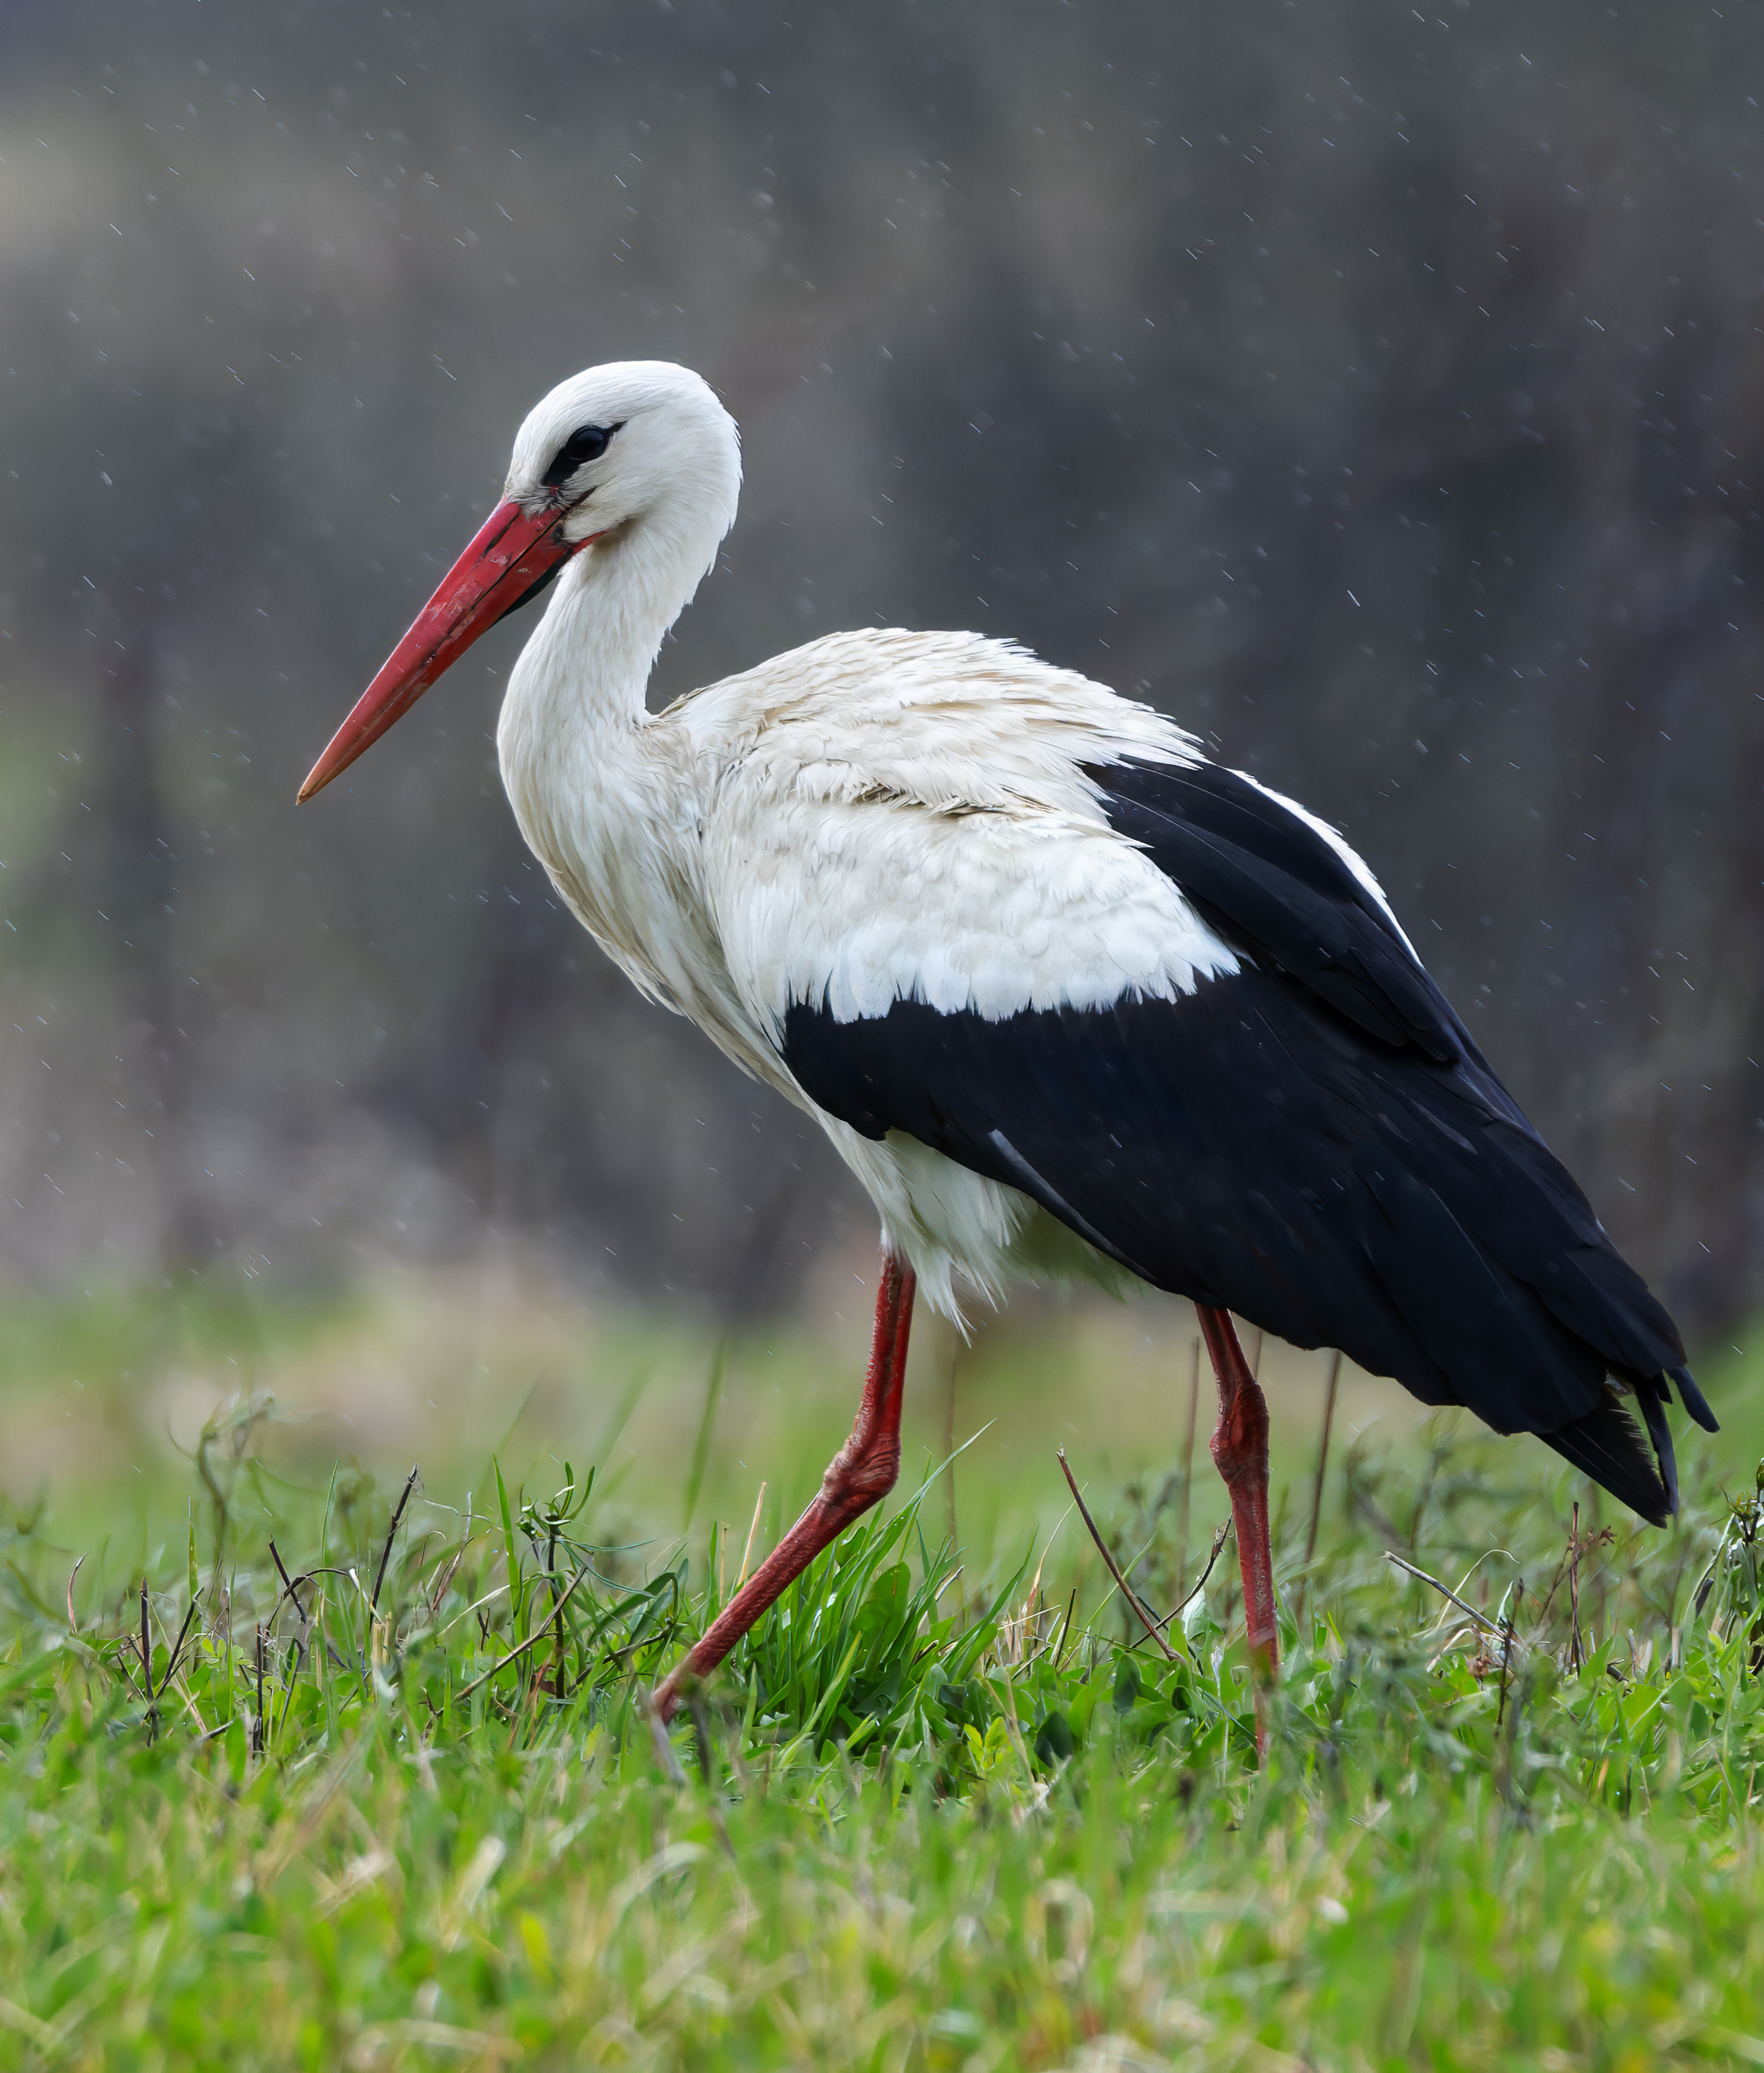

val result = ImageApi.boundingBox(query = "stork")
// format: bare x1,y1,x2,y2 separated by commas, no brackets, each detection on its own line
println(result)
300,361,1715,1737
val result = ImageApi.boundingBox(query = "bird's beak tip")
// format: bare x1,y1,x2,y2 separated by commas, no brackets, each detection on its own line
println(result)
297,496,574,805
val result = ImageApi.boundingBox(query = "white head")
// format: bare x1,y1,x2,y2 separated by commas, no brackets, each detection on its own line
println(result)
506,360,742,566
299,361,742,800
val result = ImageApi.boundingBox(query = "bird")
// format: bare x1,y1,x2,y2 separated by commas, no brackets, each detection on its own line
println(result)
300,360,1716,1736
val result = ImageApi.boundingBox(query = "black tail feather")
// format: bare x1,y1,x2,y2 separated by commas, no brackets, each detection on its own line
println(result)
1538,1386,1672,1527
1668,1364,1719,1433
1634,1377,1679,1518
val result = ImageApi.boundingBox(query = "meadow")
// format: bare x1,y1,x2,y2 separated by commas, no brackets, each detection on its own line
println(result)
1,1271,1762,2071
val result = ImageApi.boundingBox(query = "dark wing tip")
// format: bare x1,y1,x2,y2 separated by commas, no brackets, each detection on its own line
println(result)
1538,1386,1673,1528
1668,1363,1719,1433
1635,1376,1679,1519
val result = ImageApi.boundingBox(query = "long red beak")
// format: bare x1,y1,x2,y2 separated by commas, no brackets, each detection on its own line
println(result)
297,499,592,802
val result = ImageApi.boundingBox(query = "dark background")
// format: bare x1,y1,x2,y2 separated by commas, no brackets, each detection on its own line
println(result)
3,0,1760,1342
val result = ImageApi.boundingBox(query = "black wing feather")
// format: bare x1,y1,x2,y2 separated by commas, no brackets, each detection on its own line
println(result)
1101,766,1468,1065
779,756,1710,1523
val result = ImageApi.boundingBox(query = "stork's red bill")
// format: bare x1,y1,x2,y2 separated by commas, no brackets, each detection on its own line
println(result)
298,498,598,803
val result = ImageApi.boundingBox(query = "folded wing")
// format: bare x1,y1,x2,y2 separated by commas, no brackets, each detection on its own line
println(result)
777,756,1714,1524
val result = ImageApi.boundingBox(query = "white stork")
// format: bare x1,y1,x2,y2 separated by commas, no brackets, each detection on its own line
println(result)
301,361,1715,1734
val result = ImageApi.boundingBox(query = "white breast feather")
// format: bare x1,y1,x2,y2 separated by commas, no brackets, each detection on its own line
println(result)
687,629,1242,1032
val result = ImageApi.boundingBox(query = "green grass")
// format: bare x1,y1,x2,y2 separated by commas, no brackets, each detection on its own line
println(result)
2,1290,1764,2069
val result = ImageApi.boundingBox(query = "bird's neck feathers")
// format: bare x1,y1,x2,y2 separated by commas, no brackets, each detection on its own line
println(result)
494,479,732,1014
530,483,726,725
497,472,726,814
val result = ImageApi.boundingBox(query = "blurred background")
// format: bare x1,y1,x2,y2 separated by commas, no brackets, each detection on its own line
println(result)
2,1,1762,1550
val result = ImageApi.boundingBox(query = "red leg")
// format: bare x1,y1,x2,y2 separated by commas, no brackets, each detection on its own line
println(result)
652,1253,917,1726
1196,1306,1278,1749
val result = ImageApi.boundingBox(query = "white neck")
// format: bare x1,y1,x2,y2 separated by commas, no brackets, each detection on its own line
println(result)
493,495,730,1018
529,492,719,719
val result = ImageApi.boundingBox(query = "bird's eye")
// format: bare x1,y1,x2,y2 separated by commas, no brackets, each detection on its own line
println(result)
541,422,617,488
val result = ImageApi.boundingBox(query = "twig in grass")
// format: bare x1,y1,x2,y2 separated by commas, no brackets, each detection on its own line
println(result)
1385,1551,1523,1647
454,1561,599,1701
65,1555,84,1637
1533,1520,1612,1635
1053,1588,1077,1670
268,1543,317,1737
372,1464,421,1614
268,1541,295,1594
1171,1519,1234,1626
1094,1515,1230,1647
1569,1500,1584,1673
1056,1448,1179,1661
426,1538,471,1620
735,1482,767,1594
269,1539,306,1619
252,1623,266,1756
157,1596,201,1701
139,1580,160,1737
110,1620,153,1711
